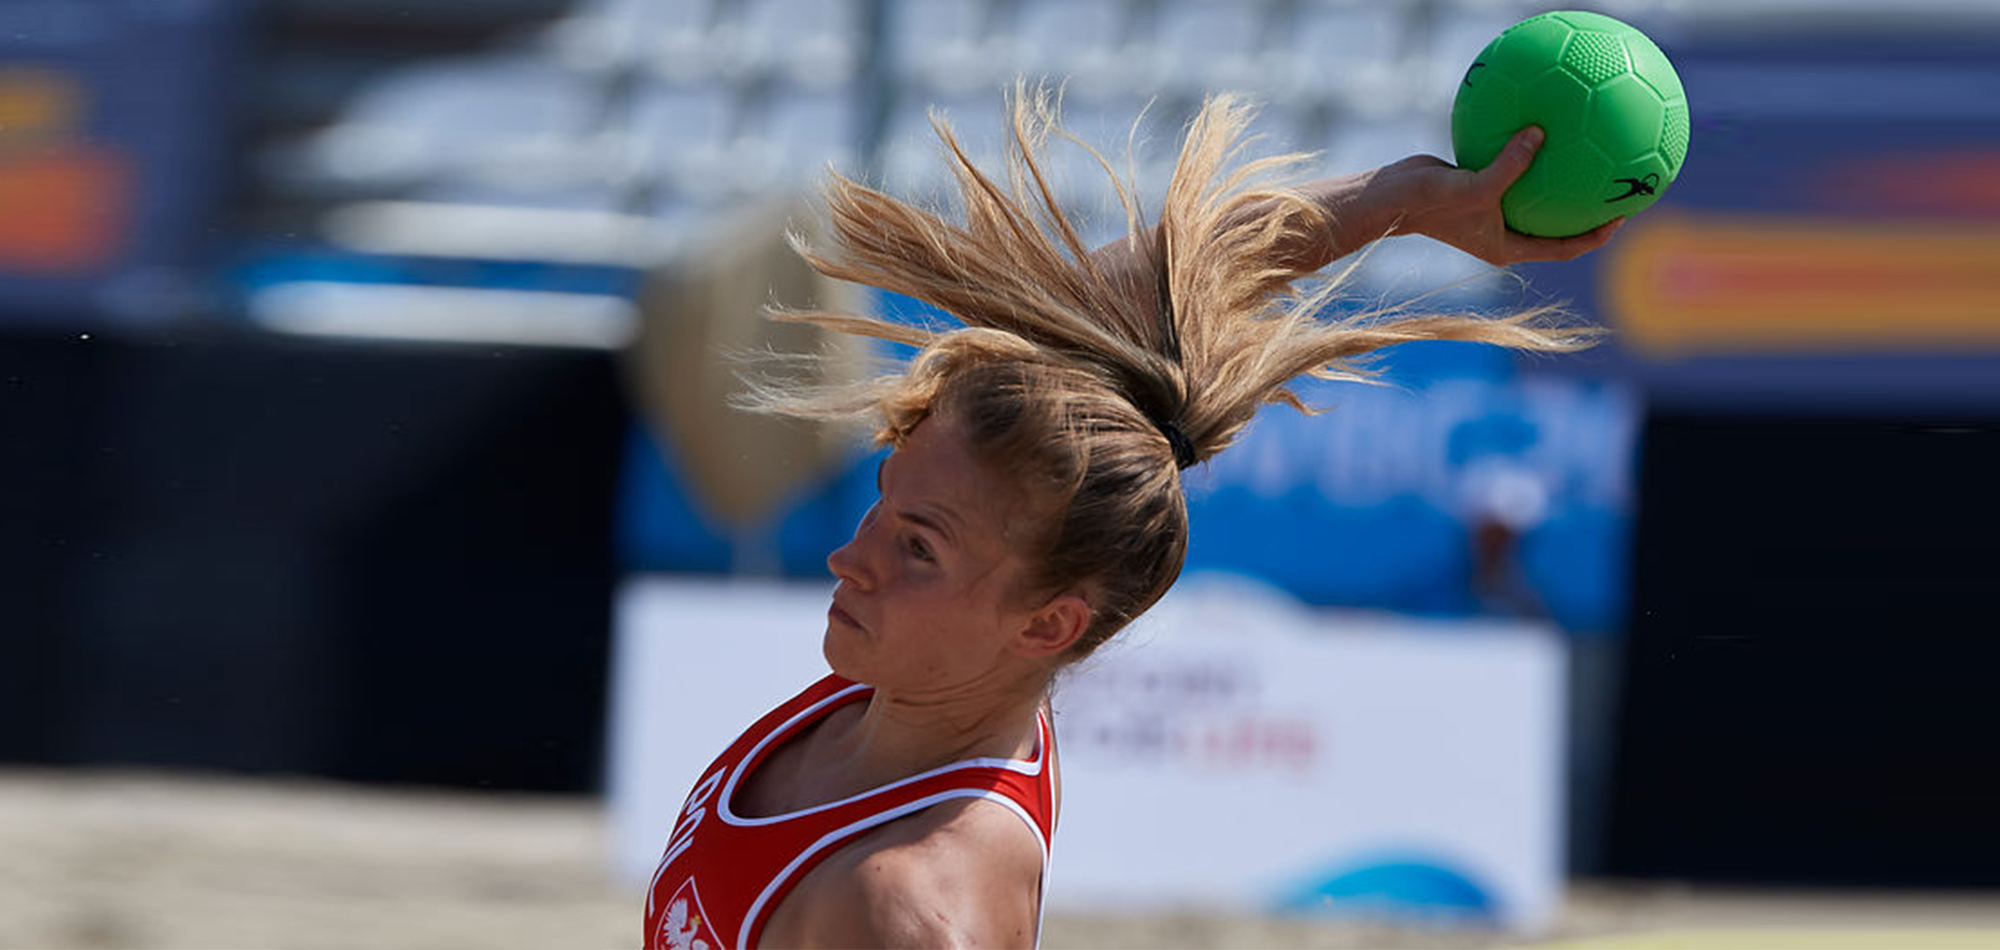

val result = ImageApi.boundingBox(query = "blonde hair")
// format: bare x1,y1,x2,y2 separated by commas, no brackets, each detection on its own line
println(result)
746,86,1600,658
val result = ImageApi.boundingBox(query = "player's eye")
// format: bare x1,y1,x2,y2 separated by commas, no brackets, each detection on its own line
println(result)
905,535,934,563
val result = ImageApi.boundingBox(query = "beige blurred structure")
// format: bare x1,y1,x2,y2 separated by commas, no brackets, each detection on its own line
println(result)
625,197,876,537
5,767,1999,950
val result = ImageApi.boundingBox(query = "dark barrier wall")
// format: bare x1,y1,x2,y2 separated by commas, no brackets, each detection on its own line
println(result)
0,327,624,792
1609,412,2000,886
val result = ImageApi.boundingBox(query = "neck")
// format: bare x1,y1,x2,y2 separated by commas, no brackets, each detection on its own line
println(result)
821,674,1046,790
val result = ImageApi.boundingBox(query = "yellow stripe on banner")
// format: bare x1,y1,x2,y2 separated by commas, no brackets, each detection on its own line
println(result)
1604,213,2000,356
1534,928,2000,949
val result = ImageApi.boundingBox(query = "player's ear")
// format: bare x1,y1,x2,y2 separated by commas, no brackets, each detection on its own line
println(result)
1012,591,1091,659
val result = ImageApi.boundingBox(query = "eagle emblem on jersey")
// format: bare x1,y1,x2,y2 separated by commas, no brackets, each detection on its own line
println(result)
656,878,719,950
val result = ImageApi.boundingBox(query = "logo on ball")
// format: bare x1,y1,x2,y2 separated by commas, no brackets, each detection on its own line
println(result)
1606,174,1660,203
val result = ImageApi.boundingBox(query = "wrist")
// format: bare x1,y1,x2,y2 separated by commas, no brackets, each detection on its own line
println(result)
1358,158,1441,241
1310,162,1427,259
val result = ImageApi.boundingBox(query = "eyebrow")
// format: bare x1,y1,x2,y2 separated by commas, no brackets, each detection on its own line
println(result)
877,457,963,548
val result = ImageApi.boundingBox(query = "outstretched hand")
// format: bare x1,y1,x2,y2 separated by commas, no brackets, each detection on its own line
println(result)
1379,126,1623,266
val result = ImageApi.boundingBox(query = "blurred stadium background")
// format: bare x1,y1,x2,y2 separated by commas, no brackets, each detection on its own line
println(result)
3,0,1999,947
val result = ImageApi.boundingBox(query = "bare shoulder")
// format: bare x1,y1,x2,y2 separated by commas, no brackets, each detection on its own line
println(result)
782,797,1044,949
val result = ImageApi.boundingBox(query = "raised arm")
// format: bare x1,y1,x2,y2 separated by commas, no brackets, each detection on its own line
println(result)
1092,126,1623,291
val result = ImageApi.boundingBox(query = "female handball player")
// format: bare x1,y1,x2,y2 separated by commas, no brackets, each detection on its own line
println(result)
645,88,1619,950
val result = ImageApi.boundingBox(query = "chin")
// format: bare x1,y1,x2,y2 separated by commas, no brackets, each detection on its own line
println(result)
821,627,866,683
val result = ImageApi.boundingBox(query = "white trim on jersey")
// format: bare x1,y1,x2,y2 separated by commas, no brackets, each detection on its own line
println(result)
717,682,1045,827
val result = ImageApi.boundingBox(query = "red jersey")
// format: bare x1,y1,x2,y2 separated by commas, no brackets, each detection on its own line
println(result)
644,674,1057,950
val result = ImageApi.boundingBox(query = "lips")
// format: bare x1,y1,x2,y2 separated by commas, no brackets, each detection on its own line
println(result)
828,600,863,631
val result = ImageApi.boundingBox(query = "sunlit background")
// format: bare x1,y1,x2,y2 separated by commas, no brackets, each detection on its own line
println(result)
4,0,1999,947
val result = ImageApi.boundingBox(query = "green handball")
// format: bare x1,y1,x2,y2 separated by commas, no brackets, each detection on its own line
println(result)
1451,9,1690,238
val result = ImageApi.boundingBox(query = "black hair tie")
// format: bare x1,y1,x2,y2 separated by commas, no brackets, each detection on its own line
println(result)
1157,419,1196,471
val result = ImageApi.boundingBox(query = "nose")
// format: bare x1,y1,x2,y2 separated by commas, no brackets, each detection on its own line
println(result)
826,510,875,589
826,536,865,588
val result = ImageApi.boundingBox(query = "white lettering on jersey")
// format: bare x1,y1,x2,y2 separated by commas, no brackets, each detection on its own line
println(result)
662,767,727,871
648,766,729,918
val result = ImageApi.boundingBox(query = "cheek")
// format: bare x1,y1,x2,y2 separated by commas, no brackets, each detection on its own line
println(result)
878,572,950,629
908,577,1013,641
853,544,943,623
880,577,984,661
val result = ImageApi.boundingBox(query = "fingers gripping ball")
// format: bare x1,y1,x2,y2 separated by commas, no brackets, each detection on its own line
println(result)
1451,10,1690,238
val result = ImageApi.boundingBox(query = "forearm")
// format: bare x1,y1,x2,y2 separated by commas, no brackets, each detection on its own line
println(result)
1277,165,1412,271
1088,164,1413,293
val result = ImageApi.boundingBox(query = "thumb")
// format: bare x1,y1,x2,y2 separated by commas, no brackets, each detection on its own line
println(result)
1479,126,1545,195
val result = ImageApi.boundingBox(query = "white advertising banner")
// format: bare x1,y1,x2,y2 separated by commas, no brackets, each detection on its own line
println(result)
609,574,1565,932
